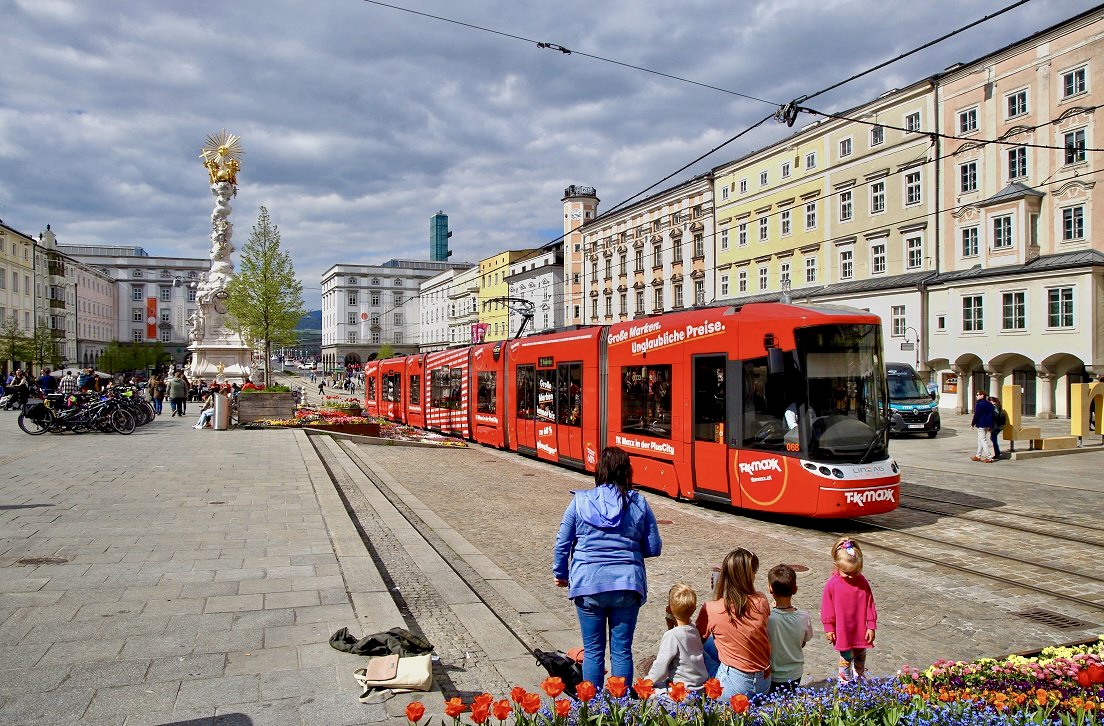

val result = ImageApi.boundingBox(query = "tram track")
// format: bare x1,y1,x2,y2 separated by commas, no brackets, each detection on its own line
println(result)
897,494,1104,546
902,491,1104,534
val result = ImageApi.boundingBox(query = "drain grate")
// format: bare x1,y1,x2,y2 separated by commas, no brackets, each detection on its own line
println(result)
207,501,226,505
1014,608,1094,630
15,557,69,566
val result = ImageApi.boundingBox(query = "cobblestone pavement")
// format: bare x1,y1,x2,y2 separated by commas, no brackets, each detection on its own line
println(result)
360,412,1104,682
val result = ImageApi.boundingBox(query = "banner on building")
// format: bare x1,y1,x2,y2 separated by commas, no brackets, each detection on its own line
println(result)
471,323,489,344
146,297,158,340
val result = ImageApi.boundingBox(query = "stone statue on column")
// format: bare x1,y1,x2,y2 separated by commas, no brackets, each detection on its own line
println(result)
186,130,253,384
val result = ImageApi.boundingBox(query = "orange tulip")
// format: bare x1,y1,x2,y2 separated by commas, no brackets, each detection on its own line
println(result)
576,681,597,703
669,682,688,703
730,694,750,714
471,704,490,725
444,697,467,719
606,676,628,698
542,676,566,698
521,692,543,715
704,678,723,700
511,686,527,704
1036,689,1048,706
554,699,572,718
473,693,494,709
492,699,512,721
405,701,426,723
632,678,655,700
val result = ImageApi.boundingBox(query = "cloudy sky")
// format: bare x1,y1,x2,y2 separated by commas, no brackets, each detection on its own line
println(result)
1,0,1097,308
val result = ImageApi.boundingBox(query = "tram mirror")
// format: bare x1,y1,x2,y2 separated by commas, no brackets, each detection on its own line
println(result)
767,347,785,376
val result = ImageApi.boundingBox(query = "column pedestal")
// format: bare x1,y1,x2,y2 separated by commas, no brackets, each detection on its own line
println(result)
1036,368,1055,419
955,367,970,415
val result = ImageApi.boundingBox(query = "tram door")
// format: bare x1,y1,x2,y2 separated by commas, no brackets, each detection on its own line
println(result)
691,355,730,498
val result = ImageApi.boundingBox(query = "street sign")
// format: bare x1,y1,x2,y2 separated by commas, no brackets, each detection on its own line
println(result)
900,342,915,351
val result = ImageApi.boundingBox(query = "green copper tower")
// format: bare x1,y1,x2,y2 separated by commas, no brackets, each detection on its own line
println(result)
430,211,452,262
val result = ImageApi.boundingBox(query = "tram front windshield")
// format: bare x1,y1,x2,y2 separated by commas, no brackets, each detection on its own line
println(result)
797,323,887,463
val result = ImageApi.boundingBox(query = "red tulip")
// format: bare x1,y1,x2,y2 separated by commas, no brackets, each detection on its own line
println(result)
541,676,566,698
606,676,627,698
669,682,688,703
704,678,723,700
444,697,467,719
576,681,597,703
492,699,512,721
405,701,426,723
632,678,655,700
511,686,527,704
471,703,490,724
1078,669,1093,688
730,694,750,714
1089,663,1104,684
554,698,572,718
472,693,494,709
521,692,543,715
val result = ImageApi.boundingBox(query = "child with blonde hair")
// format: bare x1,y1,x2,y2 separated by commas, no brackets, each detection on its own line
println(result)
643,583,708,691
821,538,877,682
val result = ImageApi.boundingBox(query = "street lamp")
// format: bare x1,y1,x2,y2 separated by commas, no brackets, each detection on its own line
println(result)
901,326,920,369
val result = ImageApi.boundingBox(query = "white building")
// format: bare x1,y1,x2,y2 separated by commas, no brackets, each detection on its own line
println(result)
321,259,472,368
69,258,117,369
448,265,481,346
507,243,564,336
419,268,460,352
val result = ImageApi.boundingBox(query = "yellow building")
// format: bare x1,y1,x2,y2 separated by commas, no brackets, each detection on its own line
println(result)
478,249,534,340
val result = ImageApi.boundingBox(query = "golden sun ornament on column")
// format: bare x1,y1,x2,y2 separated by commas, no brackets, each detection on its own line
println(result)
199,130,244,184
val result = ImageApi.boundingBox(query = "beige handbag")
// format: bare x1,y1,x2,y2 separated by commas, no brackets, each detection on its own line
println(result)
354,653,433,699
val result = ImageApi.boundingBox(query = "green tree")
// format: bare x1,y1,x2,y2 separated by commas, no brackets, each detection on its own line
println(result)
377,343,395,360
226,207,305,387
0,314,30,373
28,326,62,369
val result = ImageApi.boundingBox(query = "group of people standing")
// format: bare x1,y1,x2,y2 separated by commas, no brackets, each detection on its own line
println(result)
970,391,1008,463
146,371,260,428
552,446,877,700
3,368,99,409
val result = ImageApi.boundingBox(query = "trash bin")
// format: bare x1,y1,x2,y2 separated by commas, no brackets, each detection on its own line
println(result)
212,391,231,430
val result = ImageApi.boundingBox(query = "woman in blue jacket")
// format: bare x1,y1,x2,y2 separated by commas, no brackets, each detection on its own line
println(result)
553,446,663,687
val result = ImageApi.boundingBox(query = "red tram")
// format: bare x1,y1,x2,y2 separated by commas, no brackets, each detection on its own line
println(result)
364,303,900,518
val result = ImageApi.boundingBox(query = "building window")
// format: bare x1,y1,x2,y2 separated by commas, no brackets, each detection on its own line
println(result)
394,278,403,286
738,222,748,247
805,152,816,169
394,292,404,305
653,244,662,267
739,178,747,194
1002,291,1026,330
780,210,791,236
619,253,627,275
673,284,683,308
720,274,730,297
635,249,644,271
1047,286,1074,327
781,161,791,178
839,138,852,158
187,288,196,302
132,286,143,301
348,293,358,306
671,211,682,225
371,292,380,305
936,315,946,331
840,249,853,280
1062,66,1087,98
960,161,977,193
1064,129,1086,165
870,125,884,146
758,265,768,290
160,330,171,343
1062,205,1085,241
604,258,613,278
962,295,983,332
160,309,171,322
905,111,921,132
132,269,143,278
604,296,613,316
758,216,768,241
371,331,381,344
738,270,748,293
805,201,817,229
653,288,663,310
635,291,645,314
132,330,143,342
619,293,627,315
673,243,683,264
347,276,357,285
839,190,853,221
591,259,598,279
1007,90,1028,118
591,299,598,319
906,236,923,269
132,308,143,322
805,256,816,283
779,262,790,286
870,181,885,214
905,171,922,206
394,313,403,325
1008,147,1027,179
759,171,768,186
958,107,978,134
721,185,729,200
961,227,979,257
720,228,729,251
993,216,1013,249
394,332,403,344
891,306,906,337
370,314,380,325
348,312,358,325
871,243,886,274
693,233,704,258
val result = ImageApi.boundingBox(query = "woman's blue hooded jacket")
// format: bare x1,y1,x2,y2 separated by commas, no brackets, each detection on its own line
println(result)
552,484,662,602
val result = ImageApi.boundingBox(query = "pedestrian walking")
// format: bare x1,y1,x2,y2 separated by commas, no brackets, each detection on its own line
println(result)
989,396,1006,460
7,370,29,410
821,538,877,682
167,372,188,417
317,380,325,396
37,368,56,395
552,446,662,687
150,375,166,415
180,372,191,415
57,370,78,398
970,390,995,463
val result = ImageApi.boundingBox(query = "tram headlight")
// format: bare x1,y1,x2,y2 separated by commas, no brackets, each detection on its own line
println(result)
831,468,845,479
891,461,899,473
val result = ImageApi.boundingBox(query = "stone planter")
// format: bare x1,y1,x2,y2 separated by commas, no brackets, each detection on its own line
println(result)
238,392,296,423
305,422,381,437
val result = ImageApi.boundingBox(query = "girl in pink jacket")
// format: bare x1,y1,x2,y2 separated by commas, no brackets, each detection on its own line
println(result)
821,538,877,682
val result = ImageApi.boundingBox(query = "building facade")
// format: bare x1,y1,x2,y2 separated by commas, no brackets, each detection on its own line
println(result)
430,211,451,262
561,185,600,325
70,259,117,369
448,265,481,346
506,243,564,336
478,250,534,341
320,259,472,368
0,221,37,372
419,267,458,352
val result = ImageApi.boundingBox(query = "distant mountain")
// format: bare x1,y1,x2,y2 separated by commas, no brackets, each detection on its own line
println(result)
296,310,322,330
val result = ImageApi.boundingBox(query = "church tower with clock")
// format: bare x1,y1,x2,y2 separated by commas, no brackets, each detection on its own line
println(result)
561,185,598,326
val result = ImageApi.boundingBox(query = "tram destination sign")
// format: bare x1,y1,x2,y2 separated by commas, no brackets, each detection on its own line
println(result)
538,356,555,368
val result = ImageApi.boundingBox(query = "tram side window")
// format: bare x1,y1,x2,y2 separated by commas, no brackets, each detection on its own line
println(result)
449,368,464,410
556,363,582,426
742,354,802,452
536,369,556,422
516,366,535,420
382,373,400,402
694,357,726,442
409,375,420,406
620,365,672,438
431,367,453,409
367,376,376,399
477,371,497,414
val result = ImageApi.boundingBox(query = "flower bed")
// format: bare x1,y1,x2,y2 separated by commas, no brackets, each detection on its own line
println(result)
247,407,467,447
401,640,1104,725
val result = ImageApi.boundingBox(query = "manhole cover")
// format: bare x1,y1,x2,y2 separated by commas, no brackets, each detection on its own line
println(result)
1014,608,1093,630
15,557,69,566
788,564,810,573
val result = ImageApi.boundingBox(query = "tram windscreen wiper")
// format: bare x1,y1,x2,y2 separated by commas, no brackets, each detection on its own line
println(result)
857,417,885,465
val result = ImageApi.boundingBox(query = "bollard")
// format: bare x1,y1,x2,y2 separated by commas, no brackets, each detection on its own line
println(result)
212,391,231,430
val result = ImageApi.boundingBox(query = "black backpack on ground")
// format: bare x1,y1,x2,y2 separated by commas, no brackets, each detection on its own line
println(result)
533,649,583,697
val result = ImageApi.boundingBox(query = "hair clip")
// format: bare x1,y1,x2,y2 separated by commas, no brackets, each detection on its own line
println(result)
837,539,856,555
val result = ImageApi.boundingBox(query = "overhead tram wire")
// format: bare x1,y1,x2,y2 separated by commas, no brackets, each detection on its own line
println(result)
358,0,780,106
